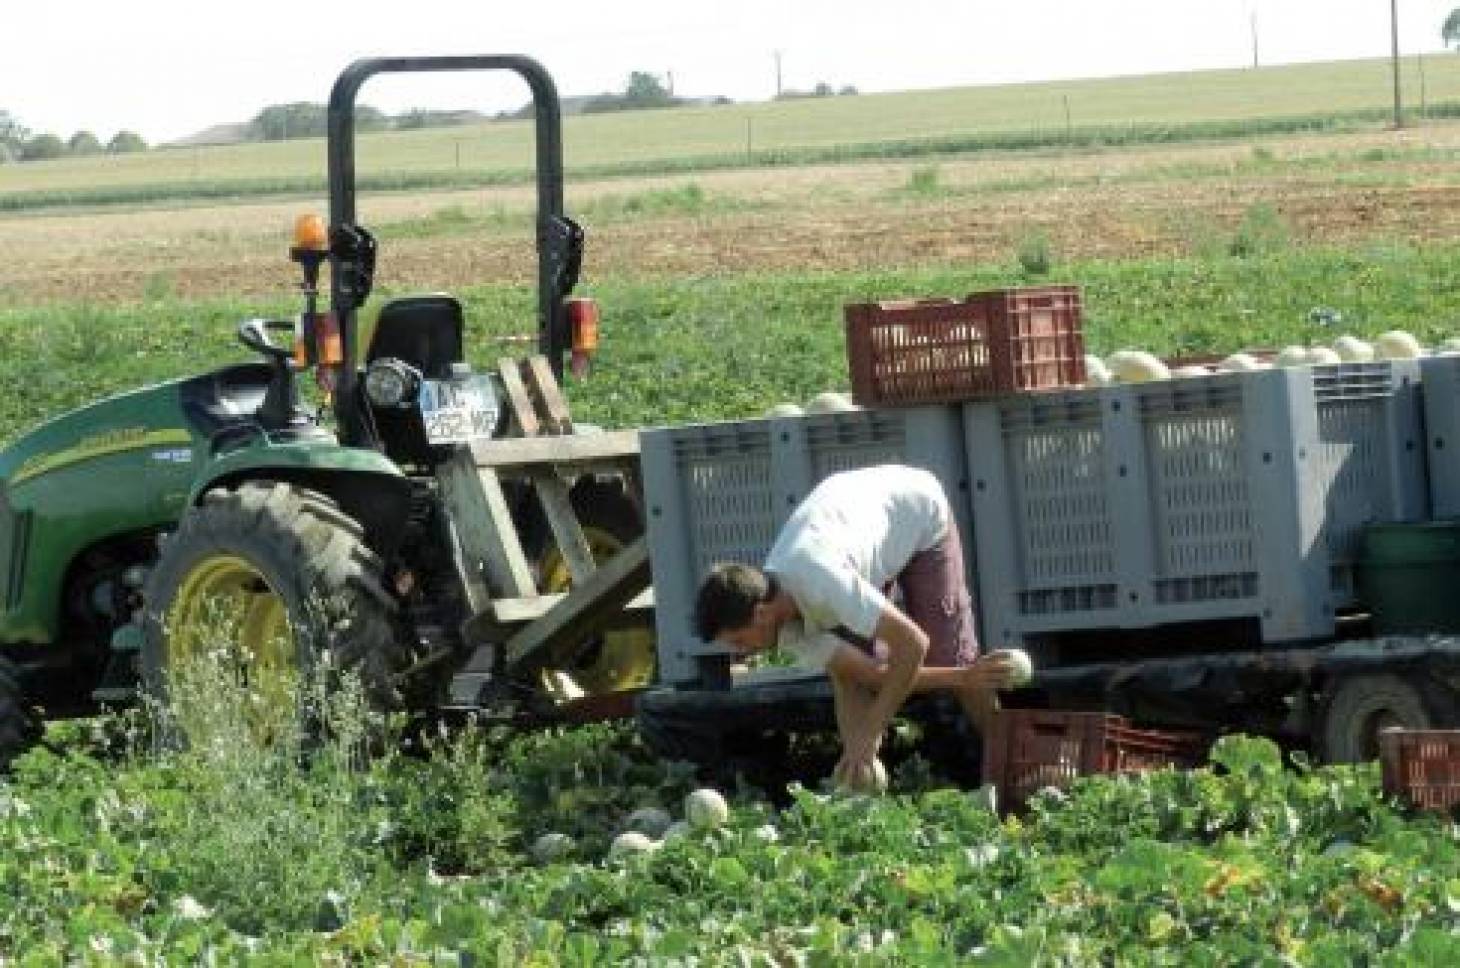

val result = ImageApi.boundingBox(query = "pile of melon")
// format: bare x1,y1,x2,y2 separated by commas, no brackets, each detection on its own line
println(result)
532,787,733,864
1087,330,1442,386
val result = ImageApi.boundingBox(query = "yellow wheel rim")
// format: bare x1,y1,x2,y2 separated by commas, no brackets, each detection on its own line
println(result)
166,554,296,718
539,526,655,699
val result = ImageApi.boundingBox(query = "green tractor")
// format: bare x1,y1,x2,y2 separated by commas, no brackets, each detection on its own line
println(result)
0,55,655,763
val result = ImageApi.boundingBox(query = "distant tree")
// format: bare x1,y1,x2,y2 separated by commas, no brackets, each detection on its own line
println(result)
623,71,673,106
581,71,680,114
0,111,28,155
250,102,326,141
1446,8,1460,48
107,130,147,154
21,133,65,161
67,131,101,156
838,85,859,97
813,82,833,97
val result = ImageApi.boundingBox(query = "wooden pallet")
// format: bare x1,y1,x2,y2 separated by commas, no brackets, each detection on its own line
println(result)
436,356,650,708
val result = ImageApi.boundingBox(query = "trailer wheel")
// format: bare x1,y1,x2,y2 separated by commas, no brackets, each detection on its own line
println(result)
533,480,655,700
1320,673,1435,763
142,482,405,734
0,655,40,771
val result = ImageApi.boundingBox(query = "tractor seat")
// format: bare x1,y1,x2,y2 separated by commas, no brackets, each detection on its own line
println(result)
367,294,464,380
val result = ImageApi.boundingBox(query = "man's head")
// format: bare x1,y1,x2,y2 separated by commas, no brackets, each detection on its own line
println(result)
694,563,780,654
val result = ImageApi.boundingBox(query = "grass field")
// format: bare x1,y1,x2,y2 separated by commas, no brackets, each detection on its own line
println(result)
4,56,1458,202
8,56,1460,962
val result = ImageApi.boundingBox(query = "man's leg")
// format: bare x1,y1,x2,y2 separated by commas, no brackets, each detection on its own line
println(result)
896,523,998,735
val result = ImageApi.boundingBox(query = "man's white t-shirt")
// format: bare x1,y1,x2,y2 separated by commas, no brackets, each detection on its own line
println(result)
765,465,952,670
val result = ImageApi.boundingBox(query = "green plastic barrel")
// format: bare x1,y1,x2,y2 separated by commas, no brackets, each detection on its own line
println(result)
1358,521,1460,635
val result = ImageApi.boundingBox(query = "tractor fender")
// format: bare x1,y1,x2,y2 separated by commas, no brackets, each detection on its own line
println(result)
189,437,413,555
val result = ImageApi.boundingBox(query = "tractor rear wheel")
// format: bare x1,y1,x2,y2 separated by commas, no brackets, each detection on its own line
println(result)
0,654,40,771
1319,673,1437,763
533,480,656,701
142,482,404,730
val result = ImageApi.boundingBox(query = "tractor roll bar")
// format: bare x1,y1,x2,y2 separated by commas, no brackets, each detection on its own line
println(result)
325,55,573,445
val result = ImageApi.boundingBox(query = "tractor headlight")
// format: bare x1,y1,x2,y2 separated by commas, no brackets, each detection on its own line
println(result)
364,358,421,409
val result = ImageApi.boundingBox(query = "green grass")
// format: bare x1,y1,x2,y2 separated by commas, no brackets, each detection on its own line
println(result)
4,239,1460,443
4,55,1459,211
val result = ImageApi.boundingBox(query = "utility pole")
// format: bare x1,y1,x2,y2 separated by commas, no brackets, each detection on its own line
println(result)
1251,9,1259,68
666,71,674,96
1391,0,1404,128
774,50,783,99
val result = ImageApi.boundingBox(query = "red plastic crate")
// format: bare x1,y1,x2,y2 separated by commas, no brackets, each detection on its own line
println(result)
984,710,1208,813
844,285,1086,407
1379,728,1460,811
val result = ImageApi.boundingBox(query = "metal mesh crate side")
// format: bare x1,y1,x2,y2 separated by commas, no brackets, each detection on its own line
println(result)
1423,356,1460,519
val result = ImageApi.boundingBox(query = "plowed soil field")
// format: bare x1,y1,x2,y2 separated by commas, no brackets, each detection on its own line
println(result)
5,125,1460,304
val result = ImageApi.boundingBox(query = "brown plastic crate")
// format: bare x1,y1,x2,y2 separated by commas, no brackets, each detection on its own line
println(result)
844,285,1085,407
1379,728,1460,811
984,709,1208,813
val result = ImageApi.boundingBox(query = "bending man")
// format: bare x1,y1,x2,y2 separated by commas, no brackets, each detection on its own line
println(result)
693,464,1017,777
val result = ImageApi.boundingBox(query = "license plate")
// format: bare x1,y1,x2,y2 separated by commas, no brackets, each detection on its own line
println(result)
419,375,501,445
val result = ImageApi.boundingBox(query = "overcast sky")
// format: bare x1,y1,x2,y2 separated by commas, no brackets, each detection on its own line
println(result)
5,0,1460,144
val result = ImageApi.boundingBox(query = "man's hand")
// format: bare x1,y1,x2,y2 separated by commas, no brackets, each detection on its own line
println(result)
961,652,1022,692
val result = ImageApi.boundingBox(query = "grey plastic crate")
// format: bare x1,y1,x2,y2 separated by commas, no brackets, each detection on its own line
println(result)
1307,360,1426,601
966,362,1426,650
1422,354,1460,518
642,406,967,685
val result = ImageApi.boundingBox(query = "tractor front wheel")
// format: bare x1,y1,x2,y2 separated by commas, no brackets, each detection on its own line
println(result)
142,482,404,729
533,480,656,701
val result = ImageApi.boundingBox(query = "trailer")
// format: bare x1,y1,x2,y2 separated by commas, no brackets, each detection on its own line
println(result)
635,348,1460,770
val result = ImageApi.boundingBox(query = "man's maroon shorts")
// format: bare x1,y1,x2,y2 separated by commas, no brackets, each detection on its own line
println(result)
896,524,980,667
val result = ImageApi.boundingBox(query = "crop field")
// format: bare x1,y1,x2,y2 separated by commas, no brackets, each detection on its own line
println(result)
9,57,1460,961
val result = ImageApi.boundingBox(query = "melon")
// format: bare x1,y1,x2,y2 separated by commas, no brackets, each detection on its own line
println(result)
1376,330,1423,360
1216,352,1262,373
1332,336,1375,362
992,648,1034,687
1106,350,1170,383
805,391,857,414
1274,345,1310,368
765,402,804,418
684,788,730,830
608,831,659,858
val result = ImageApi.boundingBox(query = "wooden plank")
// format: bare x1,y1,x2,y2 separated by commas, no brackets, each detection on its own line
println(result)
497,358,540,438
466,430,640,469
491,587,654,624
506,538,651,669
436,448,537,602
531,468,596,585
523,355,574,435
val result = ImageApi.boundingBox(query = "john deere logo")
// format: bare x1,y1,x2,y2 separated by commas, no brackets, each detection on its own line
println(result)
12,428,192,485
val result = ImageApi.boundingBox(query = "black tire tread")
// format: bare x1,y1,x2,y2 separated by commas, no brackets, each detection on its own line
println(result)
144,481,405,708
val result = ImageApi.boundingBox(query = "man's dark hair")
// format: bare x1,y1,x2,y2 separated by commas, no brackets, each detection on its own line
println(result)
694,563,772,641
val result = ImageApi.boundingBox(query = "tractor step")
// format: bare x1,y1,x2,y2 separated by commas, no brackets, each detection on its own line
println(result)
91,685,137,705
